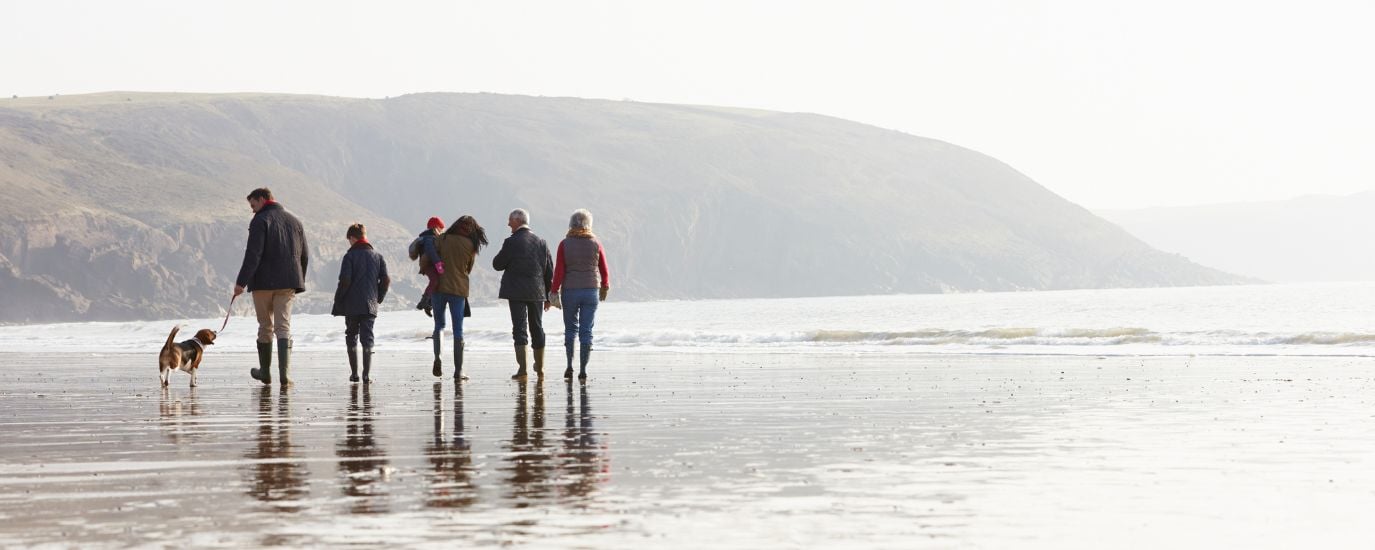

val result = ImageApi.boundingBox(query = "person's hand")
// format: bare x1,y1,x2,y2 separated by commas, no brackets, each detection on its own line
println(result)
543,301,552,312
599,287,608,301
435,261,445,275
233,285,245,298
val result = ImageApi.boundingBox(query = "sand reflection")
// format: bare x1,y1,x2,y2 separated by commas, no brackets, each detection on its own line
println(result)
503,380,554,506
243,387,309,509
336,384,391,514
559,382,607,503
425,382,479,509
158,387,203,445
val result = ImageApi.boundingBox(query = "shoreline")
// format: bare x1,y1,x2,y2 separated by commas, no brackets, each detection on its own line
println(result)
3,351,1374,547
5,349,1375,359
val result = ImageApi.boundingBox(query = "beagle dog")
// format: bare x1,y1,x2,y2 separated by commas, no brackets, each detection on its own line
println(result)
159,326,216,387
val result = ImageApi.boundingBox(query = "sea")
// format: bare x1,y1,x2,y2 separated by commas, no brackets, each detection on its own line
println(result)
4,282,1373,357
4,282,1375,547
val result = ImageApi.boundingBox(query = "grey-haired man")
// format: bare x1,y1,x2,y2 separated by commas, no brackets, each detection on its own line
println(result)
492,208,554,380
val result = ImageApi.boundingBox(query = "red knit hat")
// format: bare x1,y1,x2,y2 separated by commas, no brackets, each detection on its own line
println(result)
427,217,444,230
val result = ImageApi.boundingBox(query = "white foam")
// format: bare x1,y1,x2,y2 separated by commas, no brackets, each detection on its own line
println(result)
3,283,1375,356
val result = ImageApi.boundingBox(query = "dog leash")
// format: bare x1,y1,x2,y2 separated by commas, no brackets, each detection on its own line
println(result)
217,294,238,334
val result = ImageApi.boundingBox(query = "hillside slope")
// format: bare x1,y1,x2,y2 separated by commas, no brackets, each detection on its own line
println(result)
0,92,1244,323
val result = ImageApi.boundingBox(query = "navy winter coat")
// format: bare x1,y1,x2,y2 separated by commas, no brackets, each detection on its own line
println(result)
492,227,553,301
332,241,390,317
409,229,442,272
235,202,309,293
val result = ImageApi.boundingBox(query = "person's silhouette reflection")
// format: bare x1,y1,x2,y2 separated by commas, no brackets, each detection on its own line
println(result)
425,382,478,508
504,380,553,505
244,387,308,508
336,383,390,514
560,381,606,502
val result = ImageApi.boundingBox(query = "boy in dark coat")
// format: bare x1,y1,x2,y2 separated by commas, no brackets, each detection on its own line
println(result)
333,223,390,383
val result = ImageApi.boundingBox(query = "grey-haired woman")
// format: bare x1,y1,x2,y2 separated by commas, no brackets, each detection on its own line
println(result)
550,209,610,381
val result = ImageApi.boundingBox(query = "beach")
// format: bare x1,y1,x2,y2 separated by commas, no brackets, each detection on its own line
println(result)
3,349,1373,548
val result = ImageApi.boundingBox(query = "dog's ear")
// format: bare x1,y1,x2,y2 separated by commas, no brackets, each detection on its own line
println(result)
197,329,216,345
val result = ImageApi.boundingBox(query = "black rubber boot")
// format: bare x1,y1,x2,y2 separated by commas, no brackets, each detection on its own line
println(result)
348,346,360,383
432,333,443,378
511,344,528,379
277,338,292,387
362,348,373,384
250,341,272,385
563,345,574,380
533,347,545,378
578,346,591,381
454,339,467,381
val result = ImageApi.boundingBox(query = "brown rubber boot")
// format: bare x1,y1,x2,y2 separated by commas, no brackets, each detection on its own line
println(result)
532,347,545,378
511,344,528,379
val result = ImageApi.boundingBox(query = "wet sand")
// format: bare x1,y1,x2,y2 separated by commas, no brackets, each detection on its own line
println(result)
2,351,1374,548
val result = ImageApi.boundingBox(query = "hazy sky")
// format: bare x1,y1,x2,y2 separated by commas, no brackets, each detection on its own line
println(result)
4,0,1372,209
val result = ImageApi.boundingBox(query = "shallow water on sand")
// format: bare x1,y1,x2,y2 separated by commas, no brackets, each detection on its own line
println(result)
2,351,1374,548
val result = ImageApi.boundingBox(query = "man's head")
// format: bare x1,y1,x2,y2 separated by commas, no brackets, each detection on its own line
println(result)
508,208,529,232
346,223,366,244
427,216,445,231
246,188,274,213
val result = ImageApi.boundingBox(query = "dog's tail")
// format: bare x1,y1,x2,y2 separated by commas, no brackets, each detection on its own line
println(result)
163,325,180,352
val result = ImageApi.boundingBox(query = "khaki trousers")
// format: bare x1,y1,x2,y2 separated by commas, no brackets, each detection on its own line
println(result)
252,289,296,342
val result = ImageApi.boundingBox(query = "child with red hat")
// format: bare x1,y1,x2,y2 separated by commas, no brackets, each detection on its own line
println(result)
408,216,447,316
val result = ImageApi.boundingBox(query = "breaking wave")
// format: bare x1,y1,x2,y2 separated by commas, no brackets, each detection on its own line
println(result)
807,327,1159,345
4,314,1375,357
588,327,1375,352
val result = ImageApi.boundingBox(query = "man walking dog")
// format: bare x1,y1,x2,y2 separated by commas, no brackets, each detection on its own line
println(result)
234,187,309,387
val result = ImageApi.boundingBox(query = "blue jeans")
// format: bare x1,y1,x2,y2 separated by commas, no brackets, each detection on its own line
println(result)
431,293,466,341
561,288,600,348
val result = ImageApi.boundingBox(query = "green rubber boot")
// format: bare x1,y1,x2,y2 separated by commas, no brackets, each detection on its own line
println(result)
250,341,272,385
277,338,292,387
362,348,373,384
510,344,528,379
348,346,360,383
